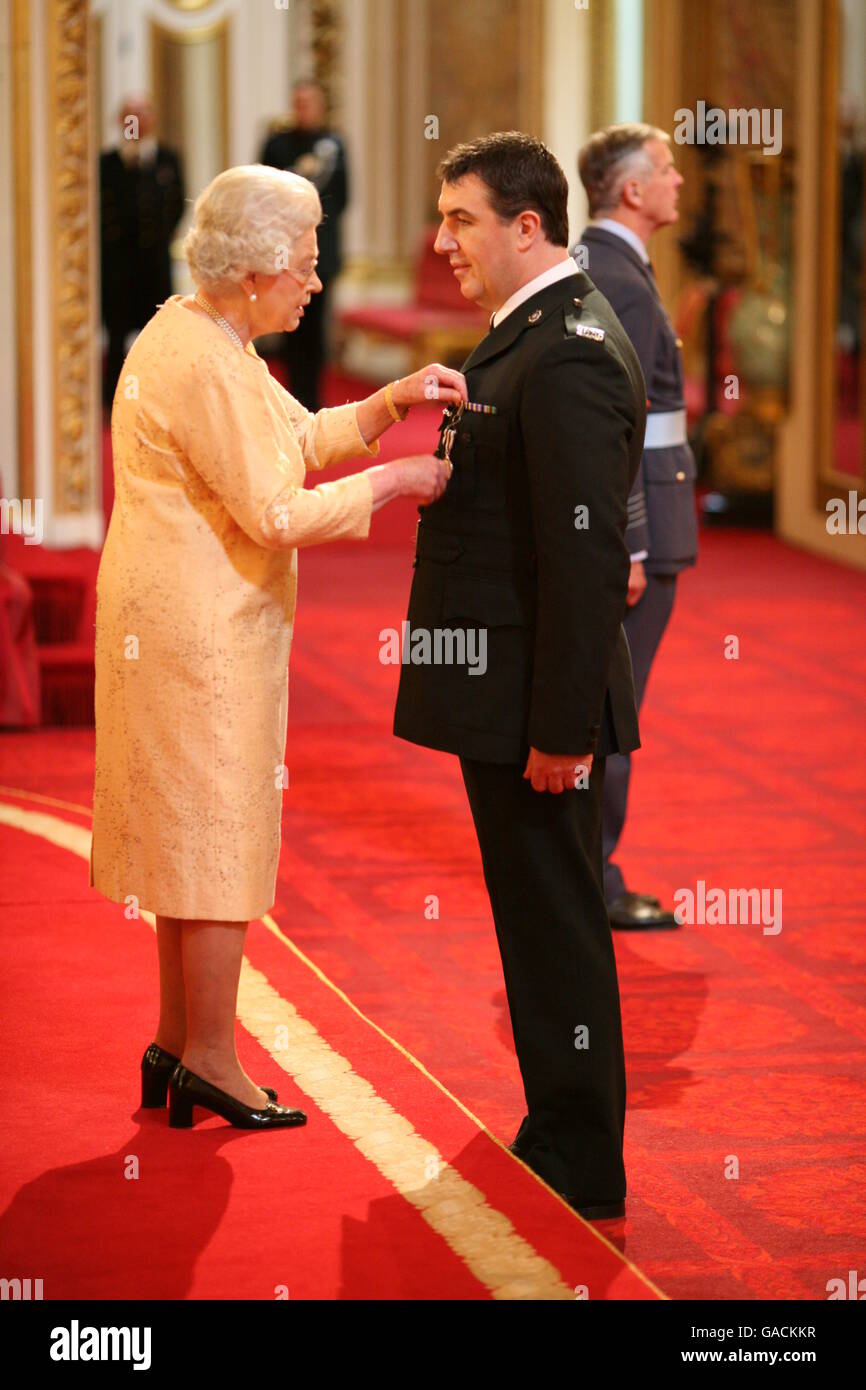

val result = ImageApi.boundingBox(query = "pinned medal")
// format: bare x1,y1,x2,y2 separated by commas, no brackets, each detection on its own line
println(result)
575,323,605,342
528,309,542,323
441,401,463,465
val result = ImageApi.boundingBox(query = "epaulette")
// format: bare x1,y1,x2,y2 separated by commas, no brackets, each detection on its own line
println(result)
564,297,605,343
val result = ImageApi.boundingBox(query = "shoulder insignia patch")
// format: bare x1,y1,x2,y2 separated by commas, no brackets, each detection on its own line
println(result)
574,323,605,342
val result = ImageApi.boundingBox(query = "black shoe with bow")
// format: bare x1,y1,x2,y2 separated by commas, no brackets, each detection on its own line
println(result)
140,1043,278,1109
167,1063,306,1130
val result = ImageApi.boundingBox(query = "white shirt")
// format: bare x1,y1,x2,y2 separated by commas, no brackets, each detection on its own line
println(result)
591,217,650,265
491,258,580,328
118,135,157,168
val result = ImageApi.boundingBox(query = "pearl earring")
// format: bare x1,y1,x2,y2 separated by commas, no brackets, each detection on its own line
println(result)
249,292,257,302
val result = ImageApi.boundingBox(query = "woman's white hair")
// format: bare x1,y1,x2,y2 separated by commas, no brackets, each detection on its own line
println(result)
183,163,322,292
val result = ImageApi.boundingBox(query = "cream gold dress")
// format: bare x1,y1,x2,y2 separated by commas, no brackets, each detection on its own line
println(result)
89,294,376,920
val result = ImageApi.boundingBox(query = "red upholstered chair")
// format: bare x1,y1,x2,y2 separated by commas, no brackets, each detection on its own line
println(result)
0,485,41,727
335,229,487,372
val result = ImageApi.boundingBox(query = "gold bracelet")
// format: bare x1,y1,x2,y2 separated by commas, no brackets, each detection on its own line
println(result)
384,380,406,423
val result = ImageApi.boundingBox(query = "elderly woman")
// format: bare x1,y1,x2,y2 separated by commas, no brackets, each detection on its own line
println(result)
89,164,463,1131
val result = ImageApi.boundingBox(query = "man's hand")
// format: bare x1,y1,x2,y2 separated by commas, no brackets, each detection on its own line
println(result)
522,747,594,794
626,559,647,607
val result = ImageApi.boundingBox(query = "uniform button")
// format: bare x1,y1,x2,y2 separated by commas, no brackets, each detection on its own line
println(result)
676,470,686,481
460,431,471,443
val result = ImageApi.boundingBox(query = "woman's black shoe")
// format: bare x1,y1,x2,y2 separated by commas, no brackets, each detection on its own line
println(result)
140,1043,277,1108
167,1063,307,1130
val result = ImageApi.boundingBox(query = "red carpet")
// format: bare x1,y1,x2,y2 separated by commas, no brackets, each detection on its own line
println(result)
2,406,865,1296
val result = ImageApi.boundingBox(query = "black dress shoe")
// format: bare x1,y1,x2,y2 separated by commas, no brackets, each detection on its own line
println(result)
608,891,679,930
167,1063,306,1130
561,1195,626,1220
140,1044,278,1109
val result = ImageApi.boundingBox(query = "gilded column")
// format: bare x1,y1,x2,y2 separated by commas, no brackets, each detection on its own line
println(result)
48,0,100,525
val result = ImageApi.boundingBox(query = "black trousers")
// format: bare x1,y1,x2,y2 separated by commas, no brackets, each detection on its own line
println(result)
459,754,626,1203
280,281,329,411
602,572,677,903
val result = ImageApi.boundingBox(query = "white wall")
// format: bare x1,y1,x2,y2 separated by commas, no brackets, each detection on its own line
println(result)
543,0,592,246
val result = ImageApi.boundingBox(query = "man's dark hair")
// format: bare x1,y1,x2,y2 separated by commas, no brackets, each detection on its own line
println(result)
437,131,569,247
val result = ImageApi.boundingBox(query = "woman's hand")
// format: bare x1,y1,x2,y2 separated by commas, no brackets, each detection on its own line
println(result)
365,454,452,514
392,365,468,414
396,454,452,503
356,368,467,446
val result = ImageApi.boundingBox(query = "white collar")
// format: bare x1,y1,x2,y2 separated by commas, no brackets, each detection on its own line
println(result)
118,135,158,167
591,218,651,265
491,258,580,329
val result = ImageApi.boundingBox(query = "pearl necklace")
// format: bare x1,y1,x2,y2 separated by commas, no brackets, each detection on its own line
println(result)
193,291,246,350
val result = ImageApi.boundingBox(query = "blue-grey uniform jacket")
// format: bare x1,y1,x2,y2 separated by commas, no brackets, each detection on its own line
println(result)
574,226,698,575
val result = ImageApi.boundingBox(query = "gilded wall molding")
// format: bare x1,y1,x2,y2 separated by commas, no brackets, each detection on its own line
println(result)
47,0,96,516
312,0,343,123
12,0,33,503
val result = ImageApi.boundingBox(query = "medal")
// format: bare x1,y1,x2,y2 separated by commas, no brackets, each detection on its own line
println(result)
441,401,463,465
440,400,499,466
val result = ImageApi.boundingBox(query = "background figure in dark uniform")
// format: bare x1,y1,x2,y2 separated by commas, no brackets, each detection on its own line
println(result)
575,123,699,931
100,95,184,408
394,133,646,1220
260,80,348,410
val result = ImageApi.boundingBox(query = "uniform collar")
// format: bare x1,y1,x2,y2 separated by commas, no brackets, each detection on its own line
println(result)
462,270,593,375
491,258,580,329
579,225,660,299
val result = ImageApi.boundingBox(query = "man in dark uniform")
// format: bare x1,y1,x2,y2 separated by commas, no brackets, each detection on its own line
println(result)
574,124,699,931
99,95,184,407
393,133,646,1220
260,80,348,410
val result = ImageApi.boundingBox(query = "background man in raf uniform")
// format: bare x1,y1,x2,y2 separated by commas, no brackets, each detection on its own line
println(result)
394,133,646,1220
260,79,349,411
575,124,699,931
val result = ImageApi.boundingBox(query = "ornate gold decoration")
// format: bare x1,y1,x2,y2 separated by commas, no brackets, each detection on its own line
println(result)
48,0,97,515
589,0,616,134
161,0,215,11
311,0,342,121
11,0,33,503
